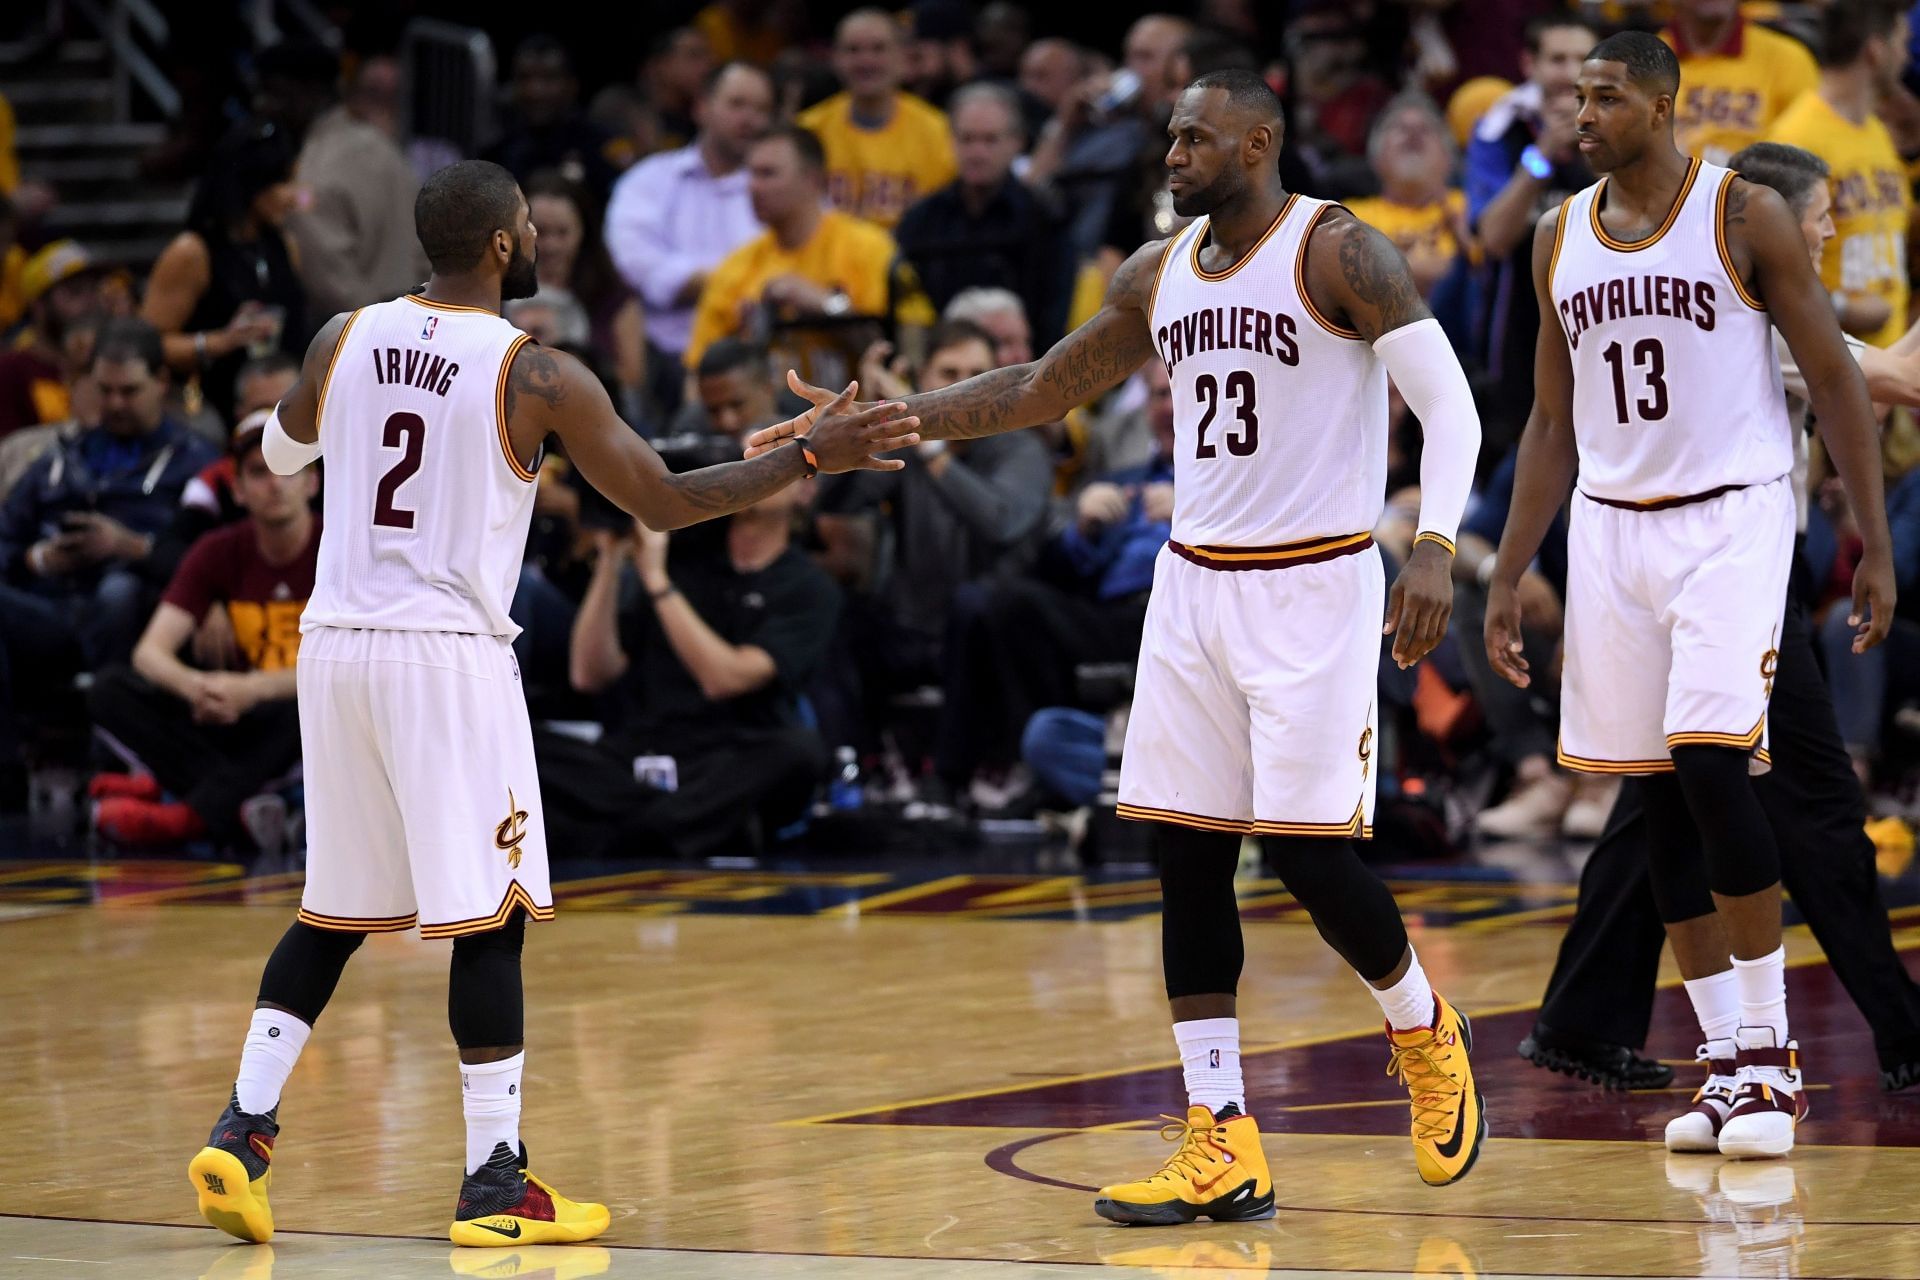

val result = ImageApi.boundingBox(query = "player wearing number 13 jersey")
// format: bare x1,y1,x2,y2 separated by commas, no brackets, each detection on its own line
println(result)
1489,33,1895,1161
751,69,1487,1209
185,161,920,1250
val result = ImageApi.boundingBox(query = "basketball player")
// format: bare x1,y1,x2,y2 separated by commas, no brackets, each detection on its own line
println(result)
1486,35,1895,1159
186,160,920,1247
750,69,1488,1219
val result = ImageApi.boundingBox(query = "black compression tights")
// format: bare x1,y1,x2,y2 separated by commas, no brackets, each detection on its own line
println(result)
1156,824,1410,997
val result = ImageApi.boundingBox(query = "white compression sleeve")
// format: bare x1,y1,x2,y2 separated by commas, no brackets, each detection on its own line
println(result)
1372,318,1480,551
261,405,322,475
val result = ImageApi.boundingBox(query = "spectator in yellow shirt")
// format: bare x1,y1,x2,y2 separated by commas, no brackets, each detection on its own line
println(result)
1347,93,1476,300
686,125,932,377
1767,3,1912,346
796,8,956,229
1661,0,1818,165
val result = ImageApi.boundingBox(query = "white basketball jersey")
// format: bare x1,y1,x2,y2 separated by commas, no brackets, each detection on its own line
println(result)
1148,195,1387,547
302,295,538,638
1549,158,1792,503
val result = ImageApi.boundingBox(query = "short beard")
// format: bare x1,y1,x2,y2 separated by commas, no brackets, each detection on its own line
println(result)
1171,169,1245,219
502,241,539,302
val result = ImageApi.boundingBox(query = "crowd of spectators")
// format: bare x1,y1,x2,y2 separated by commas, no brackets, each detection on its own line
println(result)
4,0,1920,862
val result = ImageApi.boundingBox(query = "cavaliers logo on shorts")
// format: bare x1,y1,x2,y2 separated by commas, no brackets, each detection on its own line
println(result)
495,790,529,870
1760,639,1779,700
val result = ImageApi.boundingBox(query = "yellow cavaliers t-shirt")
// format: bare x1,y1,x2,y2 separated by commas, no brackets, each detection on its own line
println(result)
1346,190,1478,273
685,208,934,366
1769,91,1911,347
797,92,957,229
1662,18,1817,165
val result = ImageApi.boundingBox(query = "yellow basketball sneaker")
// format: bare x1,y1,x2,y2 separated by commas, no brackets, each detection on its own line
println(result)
188,1093,277,1243
1093,1104,1275,1225
449,1142,610,1247
1386,993,1487,1186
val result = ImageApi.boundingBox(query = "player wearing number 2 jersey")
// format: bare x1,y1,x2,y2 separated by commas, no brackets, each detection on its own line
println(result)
185,161,920,1251
749,69,1487,1212
1488,33,1895,1162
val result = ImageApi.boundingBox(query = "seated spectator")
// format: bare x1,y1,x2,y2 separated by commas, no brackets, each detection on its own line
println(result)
537,475,841,861
142,126,307,427
943,286,1034,368
642,27,717,153
0,319,218,806
0,316,99,498
605,62,774,416
691,338,782,437
685,125,933,381
974,2,1032,82
797,9,957,229
813,319,1052,772
526,174,647,422
903,1,978,109
1018,39,1090,138
483,35,628,203
942,357,1175,803
895,83,1075,348
0,241,104,433
254,42,426,317
1346,93,1475,303
88,419,317,846
178,354,302,534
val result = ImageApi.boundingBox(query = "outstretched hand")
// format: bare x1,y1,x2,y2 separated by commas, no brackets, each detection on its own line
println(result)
766,376,920,474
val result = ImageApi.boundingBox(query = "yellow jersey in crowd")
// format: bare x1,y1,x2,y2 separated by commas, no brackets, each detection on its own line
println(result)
686,208,934,368
1769,91,1911,348
796,91,957,230
1346,190,1477,280
1662,17,1818,165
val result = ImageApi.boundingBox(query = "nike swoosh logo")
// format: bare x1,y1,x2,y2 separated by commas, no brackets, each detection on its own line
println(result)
1432,1086,1474,1160
474,1219,522,1238
1193,1170,1231,1194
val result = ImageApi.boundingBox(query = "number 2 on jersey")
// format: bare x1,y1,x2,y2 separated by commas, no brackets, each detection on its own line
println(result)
373,411,425,529
1601,338,1669,424
1193,371,1259,458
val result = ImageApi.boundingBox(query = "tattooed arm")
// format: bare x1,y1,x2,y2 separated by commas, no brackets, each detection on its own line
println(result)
1302,207,1434,341
1731,176,1894,650
887,239,1165,441
510,344,919,531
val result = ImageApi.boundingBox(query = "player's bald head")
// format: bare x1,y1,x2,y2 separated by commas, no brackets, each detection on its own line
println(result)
1179,69,1285,134
1584,31,1680,98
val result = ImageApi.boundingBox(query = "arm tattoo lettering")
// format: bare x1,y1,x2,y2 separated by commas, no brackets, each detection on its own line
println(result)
664,445,808,517
1334,218,1432,342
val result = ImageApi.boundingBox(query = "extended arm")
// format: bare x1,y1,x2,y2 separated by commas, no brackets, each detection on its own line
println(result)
1739,179,1895,648
1486,211,1580,687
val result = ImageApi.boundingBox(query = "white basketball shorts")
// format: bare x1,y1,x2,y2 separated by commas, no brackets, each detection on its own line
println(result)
1117,536,1382,838
1559,477,1794,776
295,627,554,938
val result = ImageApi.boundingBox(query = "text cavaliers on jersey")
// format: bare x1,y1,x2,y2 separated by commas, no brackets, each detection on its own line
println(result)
1557,273,1718,350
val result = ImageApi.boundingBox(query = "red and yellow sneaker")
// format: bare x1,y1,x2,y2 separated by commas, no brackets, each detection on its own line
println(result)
1093,1104,1275,1226
449,1142,610,1247
187,1092,278,1243
1387,993,1488,1186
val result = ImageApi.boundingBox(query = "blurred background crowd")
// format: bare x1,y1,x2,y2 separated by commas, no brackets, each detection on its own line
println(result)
2,0,1919,868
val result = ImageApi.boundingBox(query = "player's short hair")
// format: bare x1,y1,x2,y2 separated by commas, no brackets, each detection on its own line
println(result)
1728,142,1831,217
415,160,524,274
751,124,828,175
1819,1,1905,69
1585,31,1681,97
92,317,166,376
696,338,771,382
925,318,996,362
1186,68,1284,125
1524,12,1598,54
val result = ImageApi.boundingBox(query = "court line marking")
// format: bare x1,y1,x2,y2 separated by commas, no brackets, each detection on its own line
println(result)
0,1214,1896,1280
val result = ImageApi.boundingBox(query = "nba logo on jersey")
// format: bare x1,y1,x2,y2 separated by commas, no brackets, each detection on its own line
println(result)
420,314,438,341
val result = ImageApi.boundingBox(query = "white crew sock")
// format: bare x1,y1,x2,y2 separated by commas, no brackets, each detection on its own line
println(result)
1367,948,1435,1032
234,1008,310,1114
1731,947,1789,1044
1682,967,1742,1046
1173,1018,1244,1114
462,1053,525,1174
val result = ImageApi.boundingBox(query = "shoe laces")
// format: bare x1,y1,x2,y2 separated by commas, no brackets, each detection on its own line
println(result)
1143,1113,1229,1184
1387,1038,1462,1142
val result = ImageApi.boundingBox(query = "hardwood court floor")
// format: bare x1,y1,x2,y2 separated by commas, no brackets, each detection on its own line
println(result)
6,899,1920,1278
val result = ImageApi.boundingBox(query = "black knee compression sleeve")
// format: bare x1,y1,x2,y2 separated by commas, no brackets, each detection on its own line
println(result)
1260,835,1408,982
257,920,366,1024
1156,824,1245,999
448,912,527,1050
1638,773,1717,924
1670,744,1782,898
